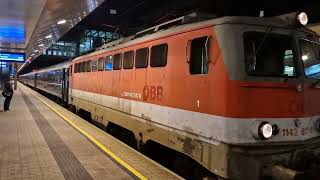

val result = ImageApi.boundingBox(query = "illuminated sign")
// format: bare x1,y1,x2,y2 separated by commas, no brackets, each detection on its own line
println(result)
0,62,8,67
105,56,113,71
0,52,25,62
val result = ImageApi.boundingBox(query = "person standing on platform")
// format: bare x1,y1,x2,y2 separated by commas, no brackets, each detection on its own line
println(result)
2,80,13,112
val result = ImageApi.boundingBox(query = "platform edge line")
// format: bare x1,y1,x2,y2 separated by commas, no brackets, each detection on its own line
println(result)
27,89,148,180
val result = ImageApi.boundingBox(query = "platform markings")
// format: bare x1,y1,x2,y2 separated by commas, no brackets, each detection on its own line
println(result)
20,90,93,180
26,87,148,180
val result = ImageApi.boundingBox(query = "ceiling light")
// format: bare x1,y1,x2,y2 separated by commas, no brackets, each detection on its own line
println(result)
34,50,39,52
45,35,52,39
57,19,67,25
302,55,308,61
110,9,117,15
39,44,44,47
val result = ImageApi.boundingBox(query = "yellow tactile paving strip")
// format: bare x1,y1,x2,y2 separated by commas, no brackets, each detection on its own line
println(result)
0,87,64,179
20,89,93,180
19,83,182,180
0,85,132,180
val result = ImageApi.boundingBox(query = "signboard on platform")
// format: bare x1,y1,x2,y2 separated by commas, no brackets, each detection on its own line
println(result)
0,52,25,62
0,62,9,67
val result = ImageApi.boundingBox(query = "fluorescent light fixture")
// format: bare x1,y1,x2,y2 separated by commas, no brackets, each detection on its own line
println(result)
57,19,67,25
110,9,117,15
45,34,52,39
18,63,26,72
34,50,39,52
39,44,44,47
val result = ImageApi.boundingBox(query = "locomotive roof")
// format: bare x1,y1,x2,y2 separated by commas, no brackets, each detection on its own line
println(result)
73,14,317,62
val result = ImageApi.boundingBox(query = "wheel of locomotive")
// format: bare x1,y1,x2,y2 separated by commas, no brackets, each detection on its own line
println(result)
119,131,137,149
68,105,76,113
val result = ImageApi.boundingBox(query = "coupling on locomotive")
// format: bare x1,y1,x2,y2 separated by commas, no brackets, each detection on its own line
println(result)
20,12,320,179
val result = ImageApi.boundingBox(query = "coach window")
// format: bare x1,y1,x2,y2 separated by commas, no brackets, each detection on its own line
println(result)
98,58,104,71
105,55,113,71
86,61,92,72
92,60,98,72
189,36,210,75
244,32,296,77
113,53,122,70
123,51,134,69
135,48,149,68
151,44,168,67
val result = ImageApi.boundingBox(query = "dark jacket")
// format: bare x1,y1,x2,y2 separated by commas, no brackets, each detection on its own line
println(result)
3,82,13,97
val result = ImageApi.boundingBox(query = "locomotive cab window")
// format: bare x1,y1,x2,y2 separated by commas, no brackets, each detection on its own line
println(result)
113,53,122,70
300,39,320,79
244,32,296,77
151,44,168,67
98,58,104,71
135,48,149,68
123,51,134,69
189,36,210,74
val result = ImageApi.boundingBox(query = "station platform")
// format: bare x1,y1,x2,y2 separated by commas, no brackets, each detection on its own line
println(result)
0,83,181,180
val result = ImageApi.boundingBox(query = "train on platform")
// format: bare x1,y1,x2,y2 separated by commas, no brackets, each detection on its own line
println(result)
20,12,320,180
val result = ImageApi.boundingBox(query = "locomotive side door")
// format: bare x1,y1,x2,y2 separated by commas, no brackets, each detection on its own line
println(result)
186,34,212,113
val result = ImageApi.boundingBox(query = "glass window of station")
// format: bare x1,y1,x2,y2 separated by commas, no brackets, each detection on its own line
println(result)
80,30,122,55
44,41,76,57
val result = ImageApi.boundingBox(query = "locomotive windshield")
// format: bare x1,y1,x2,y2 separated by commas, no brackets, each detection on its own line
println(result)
300,39,320,79
244,32,296,77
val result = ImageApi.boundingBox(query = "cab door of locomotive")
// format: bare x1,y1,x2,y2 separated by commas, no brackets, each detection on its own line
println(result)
186,32,213,114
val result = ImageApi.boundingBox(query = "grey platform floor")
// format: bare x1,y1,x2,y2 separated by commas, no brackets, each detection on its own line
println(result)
0,83,180,180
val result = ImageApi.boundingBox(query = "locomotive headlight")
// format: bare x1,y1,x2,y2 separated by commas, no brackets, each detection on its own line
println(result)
297,12,308,26
251,121,277,140
259,122,273,139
